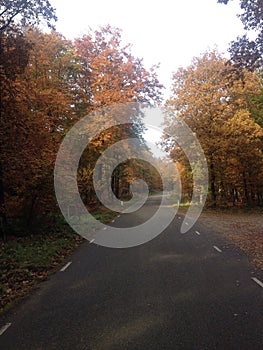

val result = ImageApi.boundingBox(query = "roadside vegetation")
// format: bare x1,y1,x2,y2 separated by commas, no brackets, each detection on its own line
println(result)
0,222,82,313
0,207,119,313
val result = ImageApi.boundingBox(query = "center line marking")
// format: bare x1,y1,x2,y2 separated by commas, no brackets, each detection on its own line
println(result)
196,231,201,236
0,323,11,336
252,277,263,288
60,261,72,272
213,246,222,253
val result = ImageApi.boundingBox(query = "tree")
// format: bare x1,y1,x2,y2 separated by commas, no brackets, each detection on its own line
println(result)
222,110,263,205
0,0,57,32
164,50,263,206
0,26,32,232
0,29,79,227
0,0,57,233
74,25,163,110
246,72,263,127
74,26,163,206
218,0,263,69
0,24,164,231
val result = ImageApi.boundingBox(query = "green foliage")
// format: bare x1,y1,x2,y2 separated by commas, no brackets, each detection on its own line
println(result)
0,219,83,312
247,78,263,127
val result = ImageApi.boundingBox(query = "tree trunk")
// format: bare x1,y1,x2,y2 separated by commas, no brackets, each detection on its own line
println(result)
209,159,217,206
0,39,7,236
242,171,249,205
0,161,7,239
26,193,37,227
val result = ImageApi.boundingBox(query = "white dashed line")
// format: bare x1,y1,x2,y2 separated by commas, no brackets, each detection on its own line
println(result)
195,231,201,236
213,246,222,253
0,323,11,336
251,277,263,288
90,239,95,244
60,261,72,272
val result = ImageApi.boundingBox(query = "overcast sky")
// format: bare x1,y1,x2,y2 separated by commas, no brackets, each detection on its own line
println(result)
50,0,244,97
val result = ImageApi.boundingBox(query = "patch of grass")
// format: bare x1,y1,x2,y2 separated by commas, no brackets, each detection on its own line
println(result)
202,205,263,215
167,197,263,215
90,206,118,223
0,223,83,313
0,206,118,314
178,203,191,211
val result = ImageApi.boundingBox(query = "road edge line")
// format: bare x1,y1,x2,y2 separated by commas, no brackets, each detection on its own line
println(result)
251,277,263,288
60,261,72,272
0,323,11,336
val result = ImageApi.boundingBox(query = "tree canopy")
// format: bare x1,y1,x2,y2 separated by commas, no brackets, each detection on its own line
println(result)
164,50,263,206
0,0,57,32
218,0,263,69
0,25,163,230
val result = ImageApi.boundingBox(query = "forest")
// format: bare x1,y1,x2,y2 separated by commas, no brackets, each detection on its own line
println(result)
163,51,263,207
0,19,164,235
0,0,262,239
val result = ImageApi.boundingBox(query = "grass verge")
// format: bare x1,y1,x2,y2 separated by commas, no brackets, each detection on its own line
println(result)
0,207,117,314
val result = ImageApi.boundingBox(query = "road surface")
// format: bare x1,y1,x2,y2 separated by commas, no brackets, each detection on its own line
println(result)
0,195,263,349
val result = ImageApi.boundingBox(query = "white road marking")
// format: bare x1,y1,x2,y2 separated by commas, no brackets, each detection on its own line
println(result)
103,227,107,230
195,231,201,236
117,215,120,218
60,261,72,272
90,239,95,244
213,246,222,253
185,222,189,226
0,323,11,336
251,277,263,288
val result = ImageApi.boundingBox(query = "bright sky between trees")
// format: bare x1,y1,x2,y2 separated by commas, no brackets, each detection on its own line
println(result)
50,0,244,98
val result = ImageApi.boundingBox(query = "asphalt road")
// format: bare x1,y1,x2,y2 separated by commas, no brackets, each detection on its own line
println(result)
0,195,263,349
